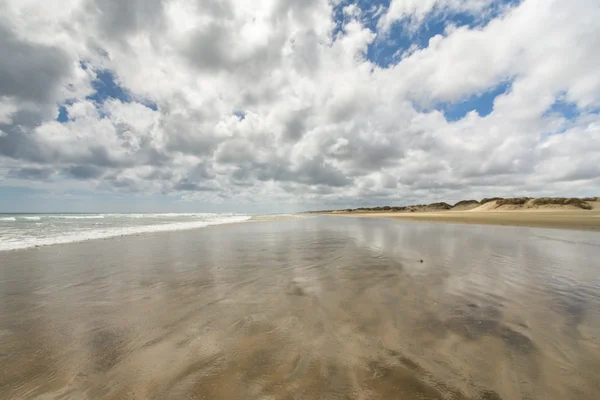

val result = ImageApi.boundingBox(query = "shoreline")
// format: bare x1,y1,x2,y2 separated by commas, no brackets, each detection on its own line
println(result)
0,215,273,253
319,209,600,231
0,214,309,253
0,220,246,253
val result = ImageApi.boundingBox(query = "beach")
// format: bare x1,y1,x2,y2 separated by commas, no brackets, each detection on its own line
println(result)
327,209,600,231
318,199,600,231
1,216,600,399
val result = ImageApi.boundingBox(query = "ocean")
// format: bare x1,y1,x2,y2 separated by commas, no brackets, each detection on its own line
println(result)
0,213,252,251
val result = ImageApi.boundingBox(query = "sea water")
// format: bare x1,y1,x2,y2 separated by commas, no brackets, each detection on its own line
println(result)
0,213,252,251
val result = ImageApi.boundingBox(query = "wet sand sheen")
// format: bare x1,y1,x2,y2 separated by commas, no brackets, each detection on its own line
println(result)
321,207,600,231
1,217,600,399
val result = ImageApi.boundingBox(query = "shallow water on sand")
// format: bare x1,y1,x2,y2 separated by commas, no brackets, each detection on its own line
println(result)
1,216,600,399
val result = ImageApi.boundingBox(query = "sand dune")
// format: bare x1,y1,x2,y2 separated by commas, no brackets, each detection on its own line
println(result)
470,197,595,211
313,197,600,231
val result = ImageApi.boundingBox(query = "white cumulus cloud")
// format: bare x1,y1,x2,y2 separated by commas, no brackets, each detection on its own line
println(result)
0,0,599,210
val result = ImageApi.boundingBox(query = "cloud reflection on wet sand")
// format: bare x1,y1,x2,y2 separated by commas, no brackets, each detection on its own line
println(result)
1,217,599,399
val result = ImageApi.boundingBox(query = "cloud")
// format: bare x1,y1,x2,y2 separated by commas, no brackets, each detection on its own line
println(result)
0,0,599,211
173,179,215,192
89,0,166,41
8,167,55,180
378,0,494,33
0,26,71,103
63,165,103,180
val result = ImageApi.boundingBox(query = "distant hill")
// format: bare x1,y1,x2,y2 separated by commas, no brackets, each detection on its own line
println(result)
308,197,599,214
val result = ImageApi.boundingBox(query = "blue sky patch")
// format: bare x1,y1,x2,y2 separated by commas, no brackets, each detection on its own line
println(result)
332,0,522,68
55,98,77,123
56,65,158,123
142,100,159,111
545,97,580,120
86,69,158,112
440,81,512,121
333,0,388,33
57,105,69,123
87,69,131,104
368,11,478,67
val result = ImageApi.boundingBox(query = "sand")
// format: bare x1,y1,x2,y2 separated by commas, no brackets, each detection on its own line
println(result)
323,201,600,231
1,216,600,399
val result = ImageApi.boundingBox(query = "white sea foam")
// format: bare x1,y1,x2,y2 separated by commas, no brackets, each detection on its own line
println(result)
43,215,105,219
0,215,251,251
250,214,308,222
0,217,16,222
121,213,216,218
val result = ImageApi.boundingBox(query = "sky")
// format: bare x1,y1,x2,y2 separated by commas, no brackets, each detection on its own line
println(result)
0,0,599,213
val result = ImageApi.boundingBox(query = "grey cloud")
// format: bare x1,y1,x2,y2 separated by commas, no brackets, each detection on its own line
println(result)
411,180,463,191
183,26,285,78
230,169,255,186
0,26,71,103
0,24,74,166
240,85,281,108
142,168,174,181
182,11,287,80
381,174,398,189
459,161,524,179
187,162,216,180
216,140,350,188
172,163,218,191
215,139,255,165
0,118,168,171
467,174,527,188
0,123,29,160
183,23,232,72
63,165,103,179
111,178,136,189
328,99,360,123
173,179,215,192
254,163,288,182
196,0,235,19
288,30,322,76
286,157,351,187
79,146,135,168
0,111,51,163
102,174,140,191
227,158,286,185
274,0,321,24
283,108,312,140
90,0,165,40
556,162,600,182
8,167,55,180
139,147,172,167
164,123,220,156
281,182,335,195
326,137,403,174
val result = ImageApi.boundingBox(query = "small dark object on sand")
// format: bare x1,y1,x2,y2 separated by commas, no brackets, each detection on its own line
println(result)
420,259,424,263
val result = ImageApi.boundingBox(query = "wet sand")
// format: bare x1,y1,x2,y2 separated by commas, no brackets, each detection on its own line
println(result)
1,217,600,399
326,208,600,231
